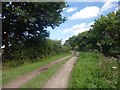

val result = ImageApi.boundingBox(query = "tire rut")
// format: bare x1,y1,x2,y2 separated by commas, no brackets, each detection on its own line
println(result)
3,55,71,88
43,52,79,88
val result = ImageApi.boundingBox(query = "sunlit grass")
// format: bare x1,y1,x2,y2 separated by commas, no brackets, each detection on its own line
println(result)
68,52,118,88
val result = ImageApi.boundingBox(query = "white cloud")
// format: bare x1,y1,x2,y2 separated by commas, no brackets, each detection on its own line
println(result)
62,22,94,35
69,6,100,20
68,0,117,20
66,7,77,13
63,7,67,10
101,0,116,12
61,37,69,44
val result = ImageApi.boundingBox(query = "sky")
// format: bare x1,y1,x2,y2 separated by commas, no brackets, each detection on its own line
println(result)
47,0,119,44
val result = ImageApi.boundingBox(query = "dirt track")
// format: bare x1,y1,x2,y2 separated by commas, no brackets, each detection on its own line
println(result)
2,55,71,88
43,52,79,88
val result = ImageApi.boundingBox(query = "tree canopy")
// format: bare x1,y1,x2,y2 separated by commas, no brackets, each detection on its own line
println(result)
2,2,68,60
65,10,120,57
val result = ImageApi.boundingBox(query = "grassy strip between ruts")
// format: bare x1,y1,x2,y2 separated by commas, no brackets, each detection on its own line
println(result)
68,52,118,88
21,59,67,88
3,52,71,85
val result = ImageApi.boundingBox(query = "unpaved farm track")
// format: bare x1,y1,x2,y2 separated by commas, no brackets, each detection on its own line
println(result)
43,52,79,88
3,55,71,88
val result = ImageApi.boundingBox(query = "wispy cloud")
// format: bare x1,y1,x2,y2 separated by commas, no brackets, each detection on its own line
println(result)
66,7,78,13
68,0,117,20
60,22,94,44
61,22,94,35
101,0,116,12
68,6,100,20
63,7,67,11
61,37,69,44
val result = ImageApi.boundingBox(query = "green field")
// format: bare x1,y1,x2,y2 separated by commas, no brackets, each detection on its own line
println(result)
68,52,118,88
3,52,70,85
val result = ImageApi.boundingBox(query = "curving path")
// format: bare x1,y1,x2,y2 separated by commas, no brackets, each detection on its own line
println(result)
43,52,79,88
2,55,71,88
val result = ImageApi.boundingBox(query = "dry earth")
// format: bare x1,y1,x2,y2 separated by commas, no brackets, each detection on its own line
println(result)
43,52,79,88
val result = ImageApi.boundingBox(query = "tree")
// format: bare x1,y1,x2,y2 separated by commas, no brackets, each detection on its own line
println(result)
65,36,77,50
91,11,120,55
65,10,120,56
2,2,68,59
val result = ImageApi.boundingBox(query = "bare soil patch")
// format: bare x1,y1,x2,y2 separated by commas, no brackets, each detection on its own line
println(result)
43,52,79,88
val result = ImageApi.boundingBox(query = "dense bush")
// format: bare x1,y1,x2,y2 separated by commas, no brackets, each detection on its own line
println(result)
3,38,70,67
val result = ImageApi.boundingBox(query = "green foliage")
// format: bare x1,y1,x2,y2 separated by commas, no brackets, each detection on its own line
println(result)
2,2,70,67
68,52,118,88
3,38,70,67
65,36,78,50
65,10,120,56
2,2,68,61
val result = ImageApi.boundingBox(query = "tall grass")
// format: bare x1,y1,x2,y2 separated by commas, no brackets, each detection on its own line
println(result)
68,52,118,88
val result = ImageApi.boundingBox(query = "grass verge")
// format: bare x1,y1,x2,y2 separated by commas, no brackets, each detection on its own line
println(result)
68,52,118,88
3,52,71,85
0,65,2,86
21,60,66,88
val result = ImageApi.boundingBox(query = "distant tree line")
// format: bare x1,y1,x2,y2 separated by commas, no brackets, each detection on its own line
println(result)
65,10,120,57
2,2,69,64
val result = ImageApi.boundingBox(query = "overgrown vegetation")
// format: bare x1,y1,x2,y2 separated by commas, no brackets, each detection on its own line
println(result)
68,52,118,88
3,39,70,67
65,10,120,57
66,9,119,89
2,2,69,67
3,52,70,85
2,2,119,88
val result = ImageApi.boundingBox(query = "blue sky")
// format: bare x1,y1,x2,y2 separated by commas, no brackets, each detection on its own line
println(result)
47,0,118,44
